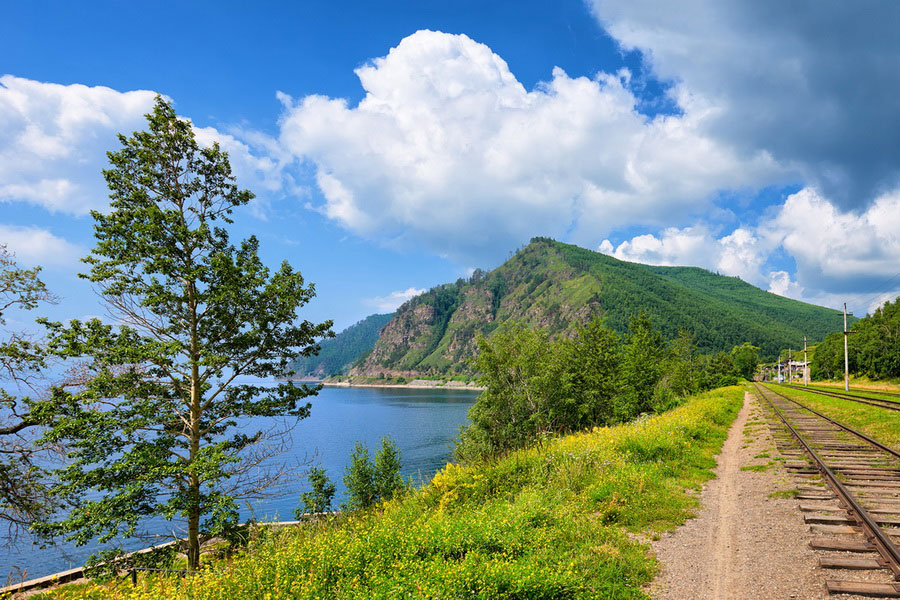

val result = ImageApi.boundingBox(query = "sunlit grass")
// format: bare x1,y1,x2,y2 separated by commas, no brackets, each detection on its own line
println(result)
38,386,744,599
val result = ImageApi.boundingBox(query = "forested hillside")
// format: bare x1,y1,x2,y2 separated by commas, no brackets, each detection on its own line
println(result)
352,238,844,377
289,313,394,377
811,297,900,380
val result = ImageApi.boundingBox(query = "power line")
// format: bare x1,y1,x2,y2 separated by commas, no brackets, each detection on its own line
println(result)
852,269,900,313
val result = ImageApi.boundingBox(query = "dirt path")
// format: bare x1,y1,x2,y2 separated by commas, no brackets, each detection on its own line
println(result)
648,391,825,599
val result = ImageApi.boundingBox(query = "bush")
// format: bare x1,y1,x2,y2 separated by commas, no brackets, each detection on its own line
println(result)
296,467,336,518
343,437,405,510
459,315,714,461
374,437,404,501
717,375,740,387
343,443,377,510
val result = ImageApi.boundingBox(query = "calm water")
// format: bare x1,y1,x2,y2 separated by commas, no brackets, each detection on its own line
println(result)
3,384,478,582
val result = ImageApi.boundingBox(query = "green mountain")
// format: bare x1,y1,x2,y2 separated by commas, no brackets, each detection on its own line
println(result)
350,237,847,377
290,312,394,377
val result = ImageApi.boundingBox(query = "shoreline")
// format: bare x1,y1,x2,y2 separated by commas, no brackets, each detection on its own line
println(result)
320,381,486,391
282,378,485,391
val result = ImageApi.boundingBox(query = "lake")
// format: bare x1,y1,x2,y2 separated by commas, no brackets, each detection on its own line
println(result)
2,384,479,582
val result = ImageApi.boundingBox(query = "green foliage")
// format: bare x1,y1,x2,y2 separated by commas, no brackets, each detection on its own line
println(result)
374,437,404,501
49,387,743,599
552,240,845,357
458,324,568,459
696,352,739,390
296,467,336,517
730,342,760,380
564,318,622,426
616,313,665,419
289,313,394,377
810,298,900,380
343,443,377,510
665,330,699,397
344,437,405,510
358,237,846,376
810,331,844,379
458,315,749,461
416,283,463,360
852,299,900,379
31,97,333,570
0,245,58,539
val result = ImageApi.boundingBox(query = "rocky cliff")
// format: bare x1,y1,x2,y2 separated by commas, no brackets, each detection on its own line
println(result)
350,237,846,377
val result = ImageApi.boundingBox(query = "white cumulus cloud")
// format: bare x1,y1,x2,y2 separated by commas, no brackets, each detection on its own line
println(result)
0,75,294,217
278,30,781,264
771,189,900,292
0,75,157,215
600,187,900,314
0,224,84,267
599,224,768,286
364,287,426,313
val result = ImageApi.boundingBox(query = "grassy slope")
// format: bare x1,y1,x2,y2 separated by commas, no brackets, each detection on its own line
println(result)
551,241,845,356
49,386,744,600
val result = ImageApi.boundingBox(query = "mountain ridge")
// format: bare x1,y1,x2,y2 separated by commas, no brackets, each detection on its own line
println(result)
295,238,848,378
289,312,394,377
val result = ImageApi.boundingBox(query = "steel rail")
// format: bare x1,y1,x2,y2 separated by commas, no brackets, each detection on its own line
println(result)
762,384,900,461
804,384,900,399
780,382,900,404
776,383,900,411
754,384,900,579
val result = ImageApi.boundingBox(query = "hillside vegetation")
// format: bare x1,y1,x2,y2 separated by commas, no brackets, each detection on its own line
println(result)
289,313,394,377
353,238,845,377
811,297,900,380
44,386,744,599
457,315,752,460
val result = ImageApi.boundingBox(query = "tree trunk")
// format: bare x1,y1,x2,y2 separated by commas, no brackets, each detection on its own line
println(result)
187,283,202,571
187,501,200,570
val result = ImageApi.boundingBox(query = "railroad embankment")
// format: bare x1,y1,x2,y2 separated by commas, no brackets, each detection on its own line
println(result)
35,386,744,599
770,384,900,447
755,383,900,597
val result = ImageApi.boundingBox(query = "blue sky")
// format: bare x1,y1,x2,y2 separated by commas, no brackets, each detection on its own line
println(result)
2,0,899,333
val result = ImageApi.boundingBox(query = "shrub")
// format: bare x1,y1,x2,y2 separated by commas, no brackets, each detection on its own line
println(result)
296,467,336,518
343,443,377,510
374,437,404,501
344,437,405,510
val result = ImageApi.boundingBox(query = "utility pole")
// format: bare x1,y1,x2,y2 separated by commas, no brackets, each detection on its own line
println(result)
843,302,850,391
789,348,793,383
803,336,809,386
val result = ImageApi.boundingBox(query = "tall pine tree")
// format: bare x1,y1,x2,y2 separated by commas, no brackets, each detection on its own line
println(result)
35,97,332,569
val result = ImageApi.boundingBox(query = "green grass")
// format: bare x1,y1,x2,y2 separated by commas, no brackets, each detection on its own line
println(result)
768,489,799,499
802,385,900,403
40,386,744,599
813,376,900,389
764,384,900,447
740,463,773,472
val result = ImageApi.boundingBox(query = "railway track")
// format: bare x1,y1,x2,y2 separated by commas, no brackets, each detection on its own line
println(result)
804,384,900,400
777,382,900,412
755,383,900,596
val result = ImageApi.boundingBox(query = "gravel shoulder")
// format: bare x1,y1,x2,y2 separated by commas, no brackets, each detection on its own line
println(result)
647,390,825,599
